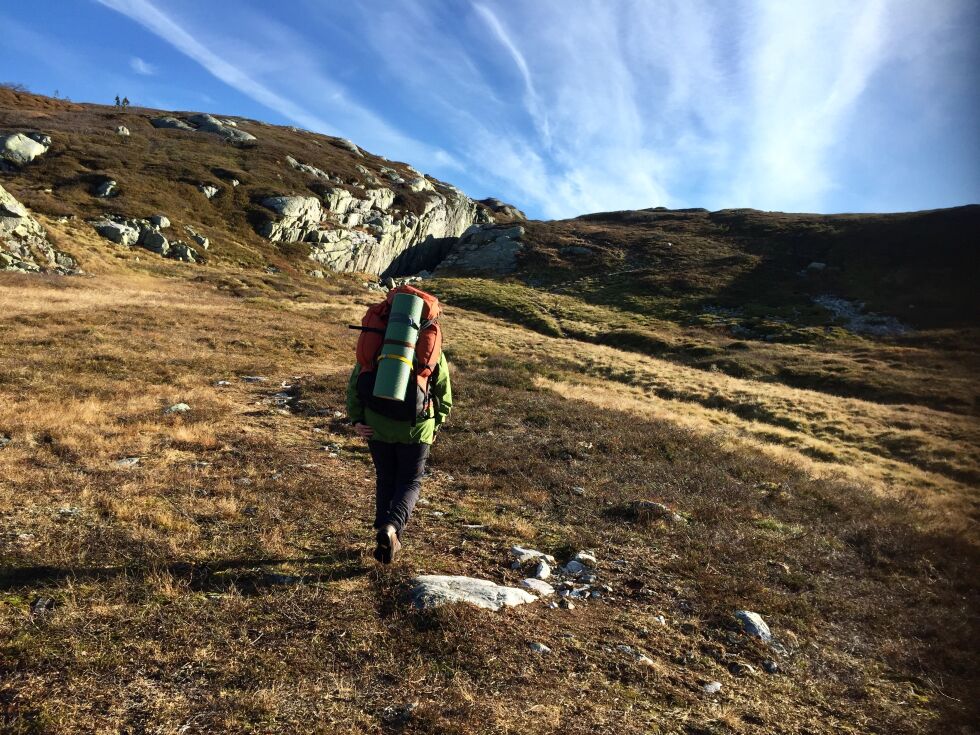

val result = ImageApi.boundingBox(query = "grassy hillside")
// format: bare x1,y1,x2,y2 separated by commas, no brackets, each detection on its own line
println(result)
430,207,980,414
0,220,977,733
0,89,978,733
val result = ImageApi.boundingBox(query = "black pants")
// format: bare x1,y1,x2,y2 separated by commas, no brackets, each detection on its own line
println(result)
368,440,430,536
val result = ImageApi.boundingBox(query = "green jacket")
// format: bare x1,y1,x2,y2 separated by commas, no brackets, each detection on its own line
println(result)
346,352,452,444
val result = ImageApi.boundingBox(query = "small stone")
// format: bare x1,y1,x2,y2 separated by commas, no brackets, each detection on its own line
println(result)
528,641,551,654
241,376,268,383
560,599,575,610
57,506,81,517
114,457,140,467
571,486,586,496
216,380,231,386
165,402,191,414
93,179,118,198
521,578,555,596
763,660,779,674
735,610,773,642
29,596,55,620
533,559,551,580
702,681,722,695
562,560,586,576
198,184,219,199
116,125,130,136
573,551,597,567
0,435,10,448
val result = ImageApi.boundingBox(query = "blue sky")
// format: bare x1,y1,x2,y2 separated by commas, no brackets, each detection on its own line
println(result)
1,0,977,219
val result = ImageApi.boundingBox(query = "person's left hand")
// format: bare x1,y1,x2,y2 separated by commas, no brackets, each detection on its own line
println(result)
353,422,374,439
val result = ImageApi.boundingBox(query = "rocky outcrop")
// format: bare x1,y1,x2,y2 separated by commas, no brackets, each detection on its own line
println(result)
151,113,255,142
257,180,488,276
479,197,527,221
0,184,79,274
90,214,202,263
437,224,525,274
186,113,256,143
150,116,194,131
0,132,49,166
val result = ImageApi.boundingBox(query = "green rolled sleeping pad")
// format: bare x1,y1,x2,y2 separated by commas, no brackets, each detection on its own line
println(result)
373,292,425,401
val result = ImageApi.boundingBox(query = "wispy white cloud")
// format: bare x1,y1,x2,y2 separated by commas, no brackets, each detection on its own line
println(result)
96,0,458,171
95,0,978,218
129,56,156,75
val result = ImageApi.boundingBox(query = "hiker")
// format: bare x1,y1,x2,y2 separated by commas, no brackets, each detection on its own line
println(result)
346,285,452,564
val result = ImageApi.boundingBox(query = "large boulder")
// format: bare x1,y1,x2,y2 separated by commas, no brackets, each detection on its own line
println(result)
1,183,78,273
410,575,538,611
0,133,49,165
150,116,194,131
437,224,525,274
479,197,527,221
186,113,256,143
93,219,139,246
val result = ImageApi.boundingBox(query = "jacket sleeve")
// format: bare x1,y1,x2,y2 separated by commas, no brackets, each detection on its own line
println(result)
346,364,365,424
433,353,452,430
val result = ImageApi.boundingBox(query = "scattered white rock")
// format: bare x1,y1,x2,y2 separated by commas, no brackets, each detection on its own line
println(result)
116,125,130,136
533,559,551,580
198,184,219,199
573,551,597,567
410,575,537,611
165,402,191,414
0,132,49,165
510,546,556,567
735,610,772,643
521,578,555,596
93,179,118,198
702,681,722,695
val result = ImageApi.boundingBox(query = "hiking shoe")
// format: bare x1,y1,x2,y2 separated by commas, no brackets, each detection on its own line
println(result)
374,524,401,565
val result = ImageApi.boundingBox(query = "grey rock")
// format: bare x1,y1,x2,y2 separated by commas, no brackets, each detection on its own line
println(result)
478,197,527,220
528,641,551,654
286,155,331,180
26,132,52,147
93,179,118,198
573,551,597,567
0,133,49,165
628,500,687,524
1,184,79,274
140,231,169,255
165,402,191,414
510,546,557,567
168,240,199,263
151,116,194,131
93,219,139,246
29,596,55,620
0,434,9,449
735,610,772,642
114,457,141,467
241,375,268,383
198,184,219,199
186,228,209,250
702,681,722,695
437,224,525,275
763,659,779,674
533,559,551,580
562,560,586,576
807,261,826,271
410,575,537,611
149,214,170,228
116,125,130,136
813,294,909,336
333,137,363,156
521,578,555,596
186,113,257,142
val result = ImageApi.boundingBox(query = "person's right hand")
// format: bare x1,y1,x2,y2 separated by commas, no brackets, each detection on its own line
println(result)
353,422,374,439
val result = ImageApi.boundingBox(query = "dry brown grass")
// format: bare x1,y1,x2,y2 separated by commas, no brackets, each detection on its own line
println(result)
0,254,976,734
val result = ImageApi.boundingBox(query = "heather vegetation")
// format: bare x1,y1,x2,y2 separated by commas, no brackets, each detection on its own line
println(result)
0,90,977,733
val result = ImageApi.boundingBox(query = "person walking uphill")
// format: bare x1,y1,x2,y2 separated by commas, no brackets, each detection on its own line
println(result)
346,285,452,564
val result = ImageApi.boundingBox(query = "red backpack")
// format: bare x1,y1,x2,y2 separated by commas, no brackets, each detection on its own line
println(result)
349,285,443,422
